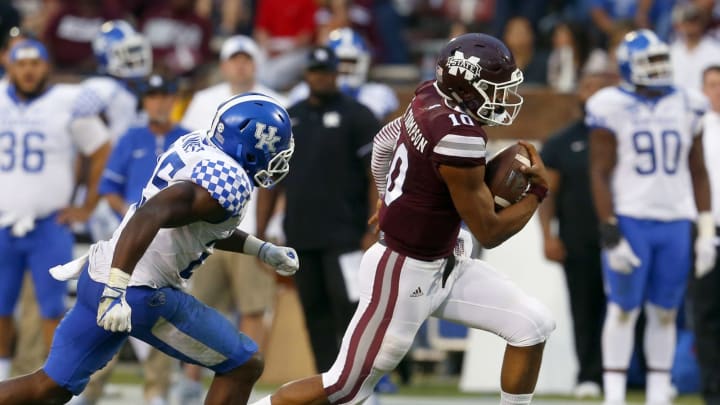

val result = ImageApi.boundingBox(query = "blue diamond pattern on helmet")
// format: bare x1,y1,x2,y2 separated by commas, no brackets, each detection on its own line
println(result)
190,159,252,216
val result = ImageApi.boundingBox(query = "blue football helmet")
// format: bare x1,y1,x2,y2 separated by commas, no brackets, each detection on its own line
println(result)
208,93,294,188
616,29,673,90
93,20,152,79
326,28,370,90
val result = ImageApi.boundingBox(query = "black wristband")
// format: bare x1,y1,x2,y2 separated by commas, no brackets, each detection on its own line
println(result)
526,183,548,203
599,221,621,248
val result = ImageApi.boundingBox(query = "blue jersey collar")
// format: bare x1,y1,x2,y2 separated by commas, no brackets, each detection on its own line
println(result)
617,84,676,105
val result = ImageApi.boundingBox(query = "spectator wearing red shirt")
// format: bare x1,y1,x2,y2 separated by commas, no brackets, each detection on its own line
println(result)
139,0,212,77
43,0,124,73
254,0,317,90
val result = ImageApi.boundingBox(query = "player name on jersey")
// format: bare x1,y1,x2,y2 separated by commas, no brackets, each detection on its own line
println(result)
403,107,428,154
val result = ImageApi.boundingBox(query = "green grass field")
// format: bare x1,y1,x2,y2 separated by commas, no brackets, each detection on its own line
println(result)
108,364,705,404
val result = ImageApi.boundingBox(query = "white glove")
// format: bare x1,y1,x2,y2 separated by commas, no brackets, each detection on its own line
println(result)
605,239,641,274
695,237,717,278
0,213,36,237
695,212,717,278
260,243,300,276
97,268,132,333
49,254,89,281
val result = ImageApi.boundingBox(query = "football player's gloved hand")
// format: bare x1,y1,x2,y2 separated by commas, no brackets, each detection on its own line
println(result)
0,213,36,237
259,243,299,276
695,212,717,278
605,239,641,274
600,219,641,274
244,235,299,276
96,268,132,333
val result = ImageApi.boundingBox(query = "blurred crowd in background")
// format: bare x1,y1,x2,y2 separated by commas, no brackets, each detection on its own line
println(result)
1,0,718,96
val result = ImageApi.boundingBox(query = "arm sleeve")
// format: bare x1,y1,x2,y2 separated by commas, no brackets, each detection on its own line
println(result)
99,136,130,197
69,115,111,155
190,159,253,216
372,118,402,196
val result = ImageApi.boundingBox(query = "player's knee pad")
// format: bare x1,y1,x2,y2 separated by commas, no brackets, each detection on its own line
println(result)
374,333,413,371
645,302,676,326
606,302,640,325
507,299,556,347
643,303,676,370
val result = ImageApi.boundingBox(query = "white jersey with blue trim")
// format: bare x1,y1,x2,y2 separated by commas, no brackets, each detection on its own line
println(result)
0,84,109,219
75,76,145,141
585,86,707,220
88,131,254,289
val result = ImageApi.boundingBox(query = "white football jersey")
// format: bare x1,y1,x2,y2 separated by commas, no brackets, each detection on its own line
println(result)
586,86,707,220
88,131,254,289
0,84,109,218
287,81,399,121
702,110,720,225
74,76,146,141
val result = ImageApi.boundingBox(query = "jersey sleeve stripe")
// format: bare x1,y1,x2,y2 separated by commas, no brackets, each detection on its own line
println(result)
438,134,486,147
434,134,486,158
433,145,486,158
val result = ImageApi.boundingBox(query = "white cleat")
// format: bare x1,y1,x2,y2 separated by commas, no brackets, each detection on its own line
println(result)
574,381,602,399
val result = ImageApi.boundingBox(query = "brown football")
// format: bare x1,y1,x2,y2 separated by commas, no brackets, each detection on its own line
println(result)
485,143,531,211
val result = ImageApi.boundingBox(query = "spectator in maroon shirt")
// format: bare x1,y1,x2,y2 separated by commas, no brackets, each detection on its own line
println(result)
139,0,212,77
43,0,124,73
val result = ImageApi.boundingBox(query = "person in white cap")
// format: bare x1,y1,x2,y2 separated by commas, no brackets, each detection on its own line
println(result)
182,35,287,130
178,35,287,404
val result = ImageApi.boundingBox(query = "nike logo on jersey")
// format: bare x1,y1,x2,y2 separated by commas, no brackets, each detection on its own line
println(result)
323,111,341,128
410,286,424,297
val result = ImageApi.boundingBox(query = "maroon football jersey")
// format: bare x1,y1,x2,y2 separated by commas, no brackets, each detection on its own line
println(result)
379,81,488,260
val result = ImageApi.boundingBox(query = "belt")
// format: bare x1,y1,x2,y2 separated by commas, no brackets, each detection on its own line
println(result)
378,237,456,288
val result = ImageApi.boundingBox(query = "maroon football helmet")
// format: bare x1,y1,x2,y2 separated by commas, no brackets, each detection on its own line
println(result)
435,33,524,126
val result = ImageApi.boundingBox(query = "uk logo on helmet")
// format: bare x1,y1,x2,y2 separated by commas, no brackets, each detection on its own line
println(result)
254,123,281,152
446,51,482,81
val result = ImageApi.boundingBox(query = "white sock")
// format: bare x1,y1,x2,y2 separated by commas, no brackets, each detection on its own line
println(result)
602,303,640,369
643,303,676,404
603,372,627,404
0,357,10,381
500,391,533,404
250,395,272,405
646,371,671,404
